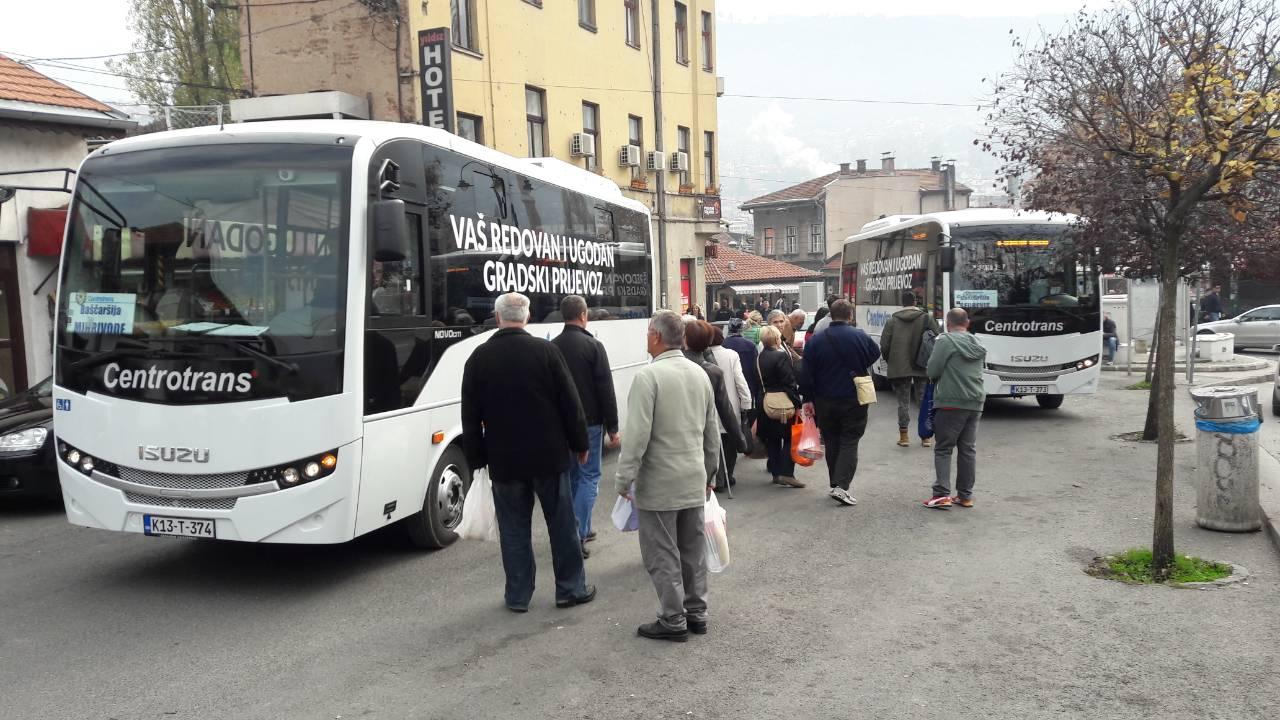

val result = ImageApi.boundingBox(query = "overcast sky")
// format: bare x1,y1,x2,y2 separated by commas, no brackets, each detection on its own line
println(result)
1,1,1083,222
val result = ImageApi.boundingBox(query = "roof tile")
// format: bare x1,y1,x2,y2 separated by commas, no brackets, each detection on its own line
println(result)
0,54,115,113
742,168,972,208
704,242,822,284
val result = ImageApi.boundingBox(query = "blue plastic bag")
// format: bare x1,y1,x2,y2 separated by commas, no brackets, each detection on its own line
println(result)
918,383,935,439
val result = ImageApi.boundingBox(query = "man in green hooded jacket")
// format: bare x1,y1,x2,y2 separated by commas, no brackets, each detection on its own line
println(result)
922,308,987,509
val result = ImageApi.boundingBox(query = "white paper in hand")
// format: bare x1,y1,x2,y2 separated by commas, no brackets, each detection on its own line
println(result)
456,469,500,542
611,493,639,532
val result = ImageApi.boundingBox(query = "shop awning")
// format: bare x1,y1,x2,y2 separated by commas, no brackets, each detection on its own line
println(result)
729,282,800,294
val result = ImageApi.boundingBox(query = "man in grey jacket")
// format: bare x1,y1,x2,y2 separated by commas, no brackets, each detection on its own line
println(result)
616,309,721,642
923,308,988,509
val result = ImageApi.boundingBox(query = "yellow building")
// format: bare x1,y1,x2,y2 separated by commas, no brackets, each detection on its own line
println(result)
413,0,723,310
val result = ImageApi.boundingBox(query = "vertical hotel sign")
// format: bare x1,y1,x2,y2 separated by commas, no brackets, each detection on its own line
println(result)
418,27,454,132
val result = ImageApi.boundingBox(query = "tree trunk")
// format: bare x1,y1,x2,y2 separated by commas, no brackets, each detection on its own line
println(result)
1142,297,1163,440
1151,235,1179,581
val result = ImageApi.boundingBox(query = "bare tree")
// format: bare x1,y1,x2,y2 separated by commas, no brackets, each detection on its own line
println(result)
985,0,1280,579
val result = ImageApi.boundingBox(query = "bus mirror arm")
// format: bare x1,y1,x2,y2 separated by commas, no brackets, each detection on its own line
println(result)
371,199,409,263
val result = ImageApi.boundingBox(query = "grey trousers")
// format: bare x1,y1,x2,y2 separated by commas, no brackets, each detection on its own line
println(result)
892,377,924,429
932,409,981,499
637,507,708,630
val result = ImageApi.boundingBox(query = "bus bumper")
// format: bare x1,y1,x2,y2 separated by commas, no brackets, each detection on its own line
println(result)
983,366,1100,397
59,450,361,544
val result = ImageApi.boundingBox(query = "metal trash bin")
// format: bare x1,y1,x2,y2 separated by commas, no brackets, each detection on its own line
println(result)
1190,386,1262,532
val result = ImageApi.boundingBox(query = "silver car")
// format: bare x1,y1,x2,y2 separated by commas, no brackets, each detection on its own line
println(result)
1197,304,1280,351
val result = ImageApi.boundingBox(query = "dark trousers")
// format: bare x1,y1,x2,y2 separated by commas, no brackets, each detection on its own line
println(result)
814,397,869,491
491,471,587,608
932,409,981,500
760,415,794,477
720,433,737,486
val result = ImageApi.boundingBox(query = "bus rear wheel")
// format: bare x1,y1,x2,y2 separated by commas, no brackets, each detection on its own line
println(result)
404,445,470,549
1036,394,1064,409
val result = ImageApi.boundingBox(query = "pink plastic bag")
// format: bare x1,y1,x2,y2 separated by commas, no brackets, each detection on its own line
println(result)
796,415,824,461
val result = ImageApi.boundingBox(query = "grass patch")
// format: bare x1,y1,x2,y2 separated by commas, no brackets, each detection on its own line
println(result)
1126,380,1152,390
1088,548,1232,584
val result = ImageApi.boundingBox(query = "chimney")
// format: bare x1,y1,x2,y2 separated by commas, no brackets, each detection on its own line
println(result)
839,162,850,175
856,159,867,173
943,160,957,211
930,156,942,172
881,152,895,171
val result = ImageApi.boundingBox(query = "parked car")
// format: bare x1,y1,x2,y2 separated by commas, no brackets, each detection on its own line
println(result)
0,376,57,500
1197,304,1280,350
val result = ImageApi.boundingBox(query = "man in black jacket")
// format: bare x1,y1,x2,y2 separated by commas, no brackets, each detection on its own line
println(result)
552,295,620,556
461,292,596,613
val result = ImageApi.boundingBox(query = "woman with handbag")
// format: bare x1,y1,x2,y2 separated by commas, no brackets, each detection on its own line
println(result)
757,324,804,488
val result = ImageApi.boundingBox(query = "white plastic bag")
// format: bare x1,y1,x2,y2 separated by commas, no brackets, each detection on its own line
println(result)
456,468,499,542
704,492,730,573
611,489,639,532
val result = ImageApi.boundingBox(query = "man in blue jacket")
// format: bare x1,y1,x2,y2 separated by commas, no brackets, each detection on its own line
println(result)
800,300,882,506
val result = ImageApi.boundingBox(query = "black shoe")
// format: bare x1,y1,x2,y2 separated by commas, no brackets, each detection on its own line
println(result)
638,621,688,642
556,585,597,609
507,604,528,613
687,619,708,635
584,531,598,543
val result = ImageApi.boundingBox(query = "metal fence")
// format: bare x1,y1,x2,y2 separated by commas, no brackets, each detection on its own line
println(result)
162,105,225,130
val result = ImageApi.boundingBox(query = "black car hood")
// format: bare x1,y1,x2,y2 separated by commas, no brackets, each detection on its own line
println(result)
0,389,53,434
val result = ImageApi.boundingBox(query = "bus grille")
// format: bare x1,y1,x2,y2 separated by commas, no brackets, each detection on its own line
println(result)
124,491,237,511
997,374,1061,382
985,361,1078,375
117,466,250,490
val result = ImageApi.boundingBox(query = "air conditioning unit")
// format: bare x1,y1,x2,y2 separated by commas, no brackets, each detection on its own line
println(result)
646,151,667,172
618,144,641,168
570,132,596,158
670,151,690,173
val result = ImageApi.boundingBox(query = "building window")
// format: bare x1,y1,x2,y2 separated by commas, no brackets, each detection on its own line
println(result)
457,112,483,145
674,2,689,65
582,101,600,171
677,125,690,187
810,223,823,254
451,0,478,52
579,0,596,29
525,86,547,158
763,228,775,256
624,0,640,48
701,11,713,70
628,114,643,180
784,226,797,255
703,131,715,190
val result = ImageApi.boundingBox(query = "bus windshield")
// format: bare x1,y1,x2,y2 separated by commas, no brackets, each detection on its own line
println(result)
950,223,1097,312
59,144,351,354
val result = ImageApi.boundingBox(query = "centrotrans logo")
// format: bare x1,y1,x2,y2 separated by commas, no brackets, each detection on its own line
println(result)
982,320,1066,334
103,362,253,394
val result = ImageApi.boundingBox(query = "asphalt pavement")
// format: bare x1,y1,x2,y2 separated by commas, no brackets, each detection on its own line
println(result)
3,379,1279,720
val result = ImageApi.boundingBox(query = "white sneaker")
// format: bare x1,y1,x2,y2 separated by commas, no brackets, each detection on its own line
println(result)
829,487,858,506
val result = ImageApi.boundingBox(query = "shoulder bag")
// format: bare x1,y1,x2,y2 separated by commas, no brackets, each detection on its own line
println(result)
758,354,796,422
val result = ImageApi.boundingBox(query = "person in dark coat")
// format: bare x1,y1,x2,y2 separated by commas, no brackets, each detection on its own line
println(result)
461,292,596,613
723,317,762,441
684,320,745,492
552,295,620,556
757,324,804,488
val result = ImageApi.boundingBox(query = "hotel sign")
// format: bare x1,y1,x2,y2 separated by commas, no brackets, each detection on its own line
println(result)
418,27,454,133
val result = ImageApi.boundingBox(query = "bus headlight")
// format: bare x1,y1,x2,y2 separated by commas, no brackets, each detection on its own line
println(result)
245,450,340,489
0,427,49,454
280,467,300,486
1076,354,1100,370
303,462,321,479
58,442,97,476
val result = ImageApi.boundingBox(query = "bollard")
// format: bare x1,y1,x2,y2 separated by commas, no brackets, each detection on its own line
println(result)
1190,386,1262,532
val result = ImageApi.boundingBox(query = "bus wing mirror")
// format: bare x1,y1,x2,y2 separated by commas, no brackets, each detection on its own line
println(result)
939,246,956,273
371,199,409,262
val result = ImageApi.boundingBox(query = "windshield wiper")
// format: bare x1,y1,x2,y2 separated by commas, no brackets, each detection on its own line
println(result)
62,340,162,372
192,334,299,375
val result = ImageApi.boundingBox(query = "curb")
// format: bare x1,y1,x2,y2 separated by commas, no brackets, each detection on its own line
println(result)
1190,372,1276,389
1260,446,1280,557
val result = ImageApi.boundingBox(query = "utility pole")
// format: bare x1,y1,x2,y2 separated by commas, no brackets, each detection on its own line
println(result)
650,0,669,308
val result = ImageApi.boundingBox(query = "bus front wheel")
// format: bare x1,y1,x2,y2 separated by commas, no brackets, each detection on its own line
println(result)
1036,394,1065,409
404,445,470,549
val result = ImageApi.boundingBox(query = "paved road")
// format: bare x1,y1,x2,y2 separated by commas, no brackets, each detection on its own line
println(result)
3,380,1279,720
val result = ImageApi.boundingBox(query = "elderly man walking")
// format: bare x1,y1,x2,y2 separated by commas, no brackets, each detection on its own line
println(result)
461,293,596,612
923,308,988,509
552,294,620,557
616,310,720,642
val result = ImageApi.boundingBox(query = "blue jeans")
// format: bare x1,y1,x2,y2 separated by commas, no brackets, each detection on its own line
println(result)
490,470,588,608
569,425,604,541
1104,336,1118,362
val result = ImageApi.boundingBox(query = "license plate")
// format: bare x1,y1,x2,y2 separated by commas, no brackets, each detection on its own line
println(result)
1012,385,1050,394
143,514,216,538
